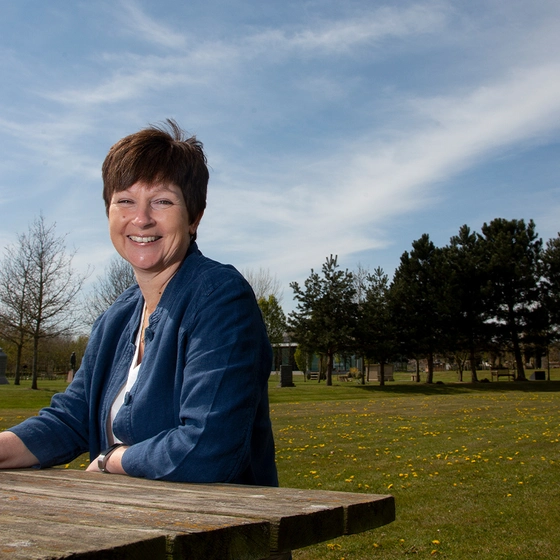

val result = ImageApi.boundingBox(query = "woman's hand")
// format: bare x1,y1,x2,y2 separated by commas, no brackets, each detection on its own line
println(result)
86,445,129,474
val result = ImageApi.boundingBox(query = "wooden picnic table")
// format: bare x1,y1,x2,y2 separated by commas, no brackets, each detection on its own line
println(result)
0,469,395,559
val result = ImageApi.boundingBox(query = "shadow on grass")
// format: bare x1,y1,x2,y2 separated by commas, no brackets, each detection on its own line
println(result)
352,380,560,396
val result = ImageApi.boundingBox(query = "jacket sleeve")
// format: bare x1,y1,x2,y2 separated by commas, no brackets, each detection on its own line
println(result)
120,273,274,482
6,317,107,467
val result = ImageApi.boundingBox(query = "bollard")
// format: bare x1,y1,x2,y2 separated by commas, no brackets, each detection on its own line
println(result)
280,365,295,387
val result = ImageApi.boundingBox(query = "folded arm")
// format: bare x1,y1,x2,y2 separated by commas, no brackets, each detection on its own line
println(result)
0,431,39,469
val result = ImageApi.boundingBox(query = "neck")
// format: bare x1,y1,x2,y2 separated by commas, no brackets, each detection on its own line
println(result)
135,263,180,314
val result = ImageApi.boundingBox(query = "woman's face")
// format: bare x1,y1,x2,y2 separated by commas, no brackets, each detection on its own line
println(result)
108,181,200,276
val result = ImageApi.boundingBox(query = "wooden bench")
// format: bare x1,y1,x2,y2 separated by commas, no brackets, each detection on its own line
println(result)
0,469,395,559
491,370,516,381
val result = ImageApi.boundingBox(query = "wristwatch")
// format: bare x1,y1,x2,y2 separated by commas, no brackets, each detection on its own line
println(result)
97,444,122,473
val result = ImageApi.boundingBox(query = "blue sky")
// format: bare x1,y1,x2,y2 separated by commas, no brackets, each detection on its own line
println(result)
1,0,560,311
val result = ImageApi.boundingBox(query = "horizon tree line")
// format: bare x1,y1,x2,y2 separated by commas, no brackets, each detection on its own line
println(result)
288,218,560,385
2,215,560,388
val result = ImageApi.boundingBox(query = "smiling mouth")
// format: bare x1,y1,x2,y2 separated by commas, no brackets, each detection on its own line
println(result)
128,235,161,243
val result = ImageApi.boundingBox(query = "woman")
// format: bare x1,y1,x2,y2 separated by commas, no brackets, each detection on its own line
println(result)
0,120,278,486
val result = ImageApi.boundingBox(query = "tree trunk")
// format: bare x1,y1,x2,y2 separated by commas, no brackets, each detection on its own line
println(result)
469,346,478,383
31,334,39,390
14,343,23,385
511,329,526,380
456,355,463,382
326,351,333,386
379,361,385,387
425,353,434,383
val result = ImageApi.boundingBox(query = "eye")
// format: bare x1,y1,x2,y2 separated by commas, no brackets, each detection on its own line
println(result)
115,198,134,206
151,199,174,208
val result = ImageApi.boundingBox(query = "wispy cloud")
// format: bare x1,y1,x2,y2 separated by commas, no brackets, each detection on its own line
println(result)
118,0,188,49
277,3,449,52
1,0,560,304
203,59,560,283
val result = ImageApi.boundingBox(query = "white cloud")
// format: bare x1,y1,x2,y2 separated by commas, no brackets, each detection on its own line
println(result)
118,0,188,49
202,59,560,284
2,0,560,307
243,1,449,56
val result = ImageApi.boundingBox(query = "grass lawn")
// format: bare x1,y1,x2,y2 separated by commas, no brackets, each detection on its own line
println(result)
2,372,560,559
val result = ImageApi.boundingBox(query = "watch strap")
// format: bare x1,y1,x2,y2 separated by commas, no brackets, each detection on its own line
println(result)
98,444,122,473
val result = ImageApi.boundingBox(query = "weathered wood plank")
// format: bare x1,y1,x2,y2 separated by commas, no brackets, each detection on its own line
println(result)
1,469,395,557
6,470,395,526
0,514,167,560
0,486,270,560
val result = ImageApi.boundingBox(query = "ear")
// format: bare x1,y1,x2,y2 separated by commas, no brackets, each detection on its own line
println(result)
189,210,204,237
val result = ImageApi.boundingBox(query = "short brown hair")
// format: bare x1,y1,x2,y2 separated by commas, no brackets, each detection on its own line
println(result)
102,120,208,232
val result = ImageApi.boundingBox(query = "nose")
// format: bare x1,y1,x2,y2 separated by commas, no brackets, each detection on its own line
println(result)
131,201,156,228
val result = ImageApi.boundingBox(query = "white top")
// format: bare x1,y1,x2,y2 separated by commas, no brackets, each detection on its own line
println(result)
107,305,145,445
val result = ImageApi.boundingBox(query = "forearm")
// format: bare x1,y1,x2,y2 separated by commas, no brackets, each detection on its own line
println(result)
86,445,129,475
0,431,40,469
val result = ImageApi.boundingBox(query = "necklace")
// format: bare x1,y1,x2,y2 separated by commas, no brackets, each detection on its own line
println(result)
139,267,178,345
139,304,149,345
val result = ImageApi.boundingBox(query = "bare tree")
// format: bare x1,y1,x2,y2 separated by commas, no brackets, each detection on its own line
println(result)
353,262,371,305
1,216,89,389
85,256,136,320
241,267,283,302
0,241,34,384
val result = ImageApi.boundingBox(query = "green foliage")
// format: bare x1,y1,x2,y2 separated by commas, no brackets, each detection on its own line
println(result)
293,345,311,373
541,234,560,337
0,334,88,378
356,267,400,386
289,255,357,385
391,234,447,382
444,225,490,382
257,294,287,345
350,221,558,383
480,218,543,379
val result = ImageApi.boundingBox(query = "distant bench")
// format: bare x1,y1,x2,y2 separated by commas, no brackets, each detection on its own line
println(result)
491,370,515,381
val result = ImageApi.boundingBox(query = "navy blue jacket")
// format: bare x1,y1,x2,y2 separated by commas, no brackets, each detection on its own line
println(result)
10,243,278,485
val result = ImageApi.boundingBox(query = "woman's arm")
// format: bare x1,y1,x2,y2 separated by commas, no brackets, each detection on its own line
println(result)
0,431,40,469
86,444,128,474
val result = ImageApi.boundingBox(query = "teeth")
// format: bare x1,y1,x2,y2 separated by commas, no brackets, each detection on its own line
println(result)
129,236,159,243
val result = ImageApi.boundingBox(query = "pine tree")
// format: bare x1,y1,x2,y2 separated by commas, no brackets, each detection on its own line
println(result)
289,255,357,386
